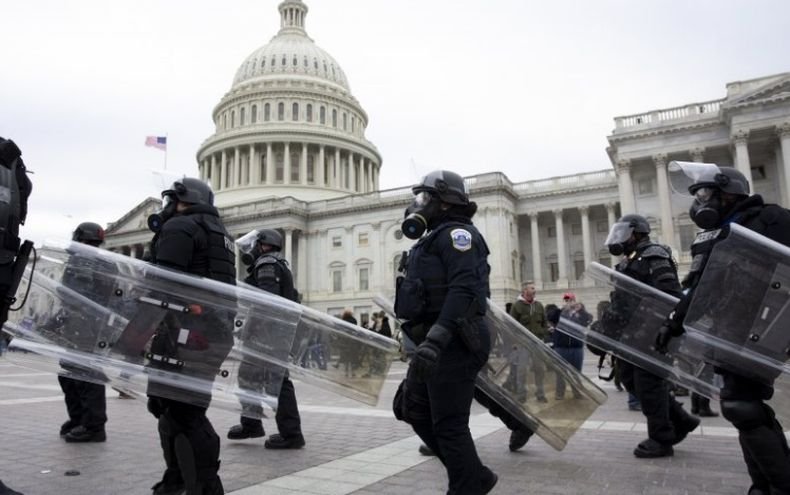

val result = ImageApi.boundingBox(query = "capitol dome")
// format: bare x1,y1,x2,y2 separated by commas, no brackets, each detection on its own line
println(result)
196,0,382,207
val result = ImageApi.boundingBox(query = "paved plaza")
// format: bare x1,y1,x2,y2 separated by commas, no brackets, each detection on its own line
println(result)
0,353,760,495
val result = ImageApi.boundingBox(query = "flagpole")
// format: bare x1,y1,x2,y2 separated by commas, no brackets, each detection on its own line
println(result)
164,133,168,170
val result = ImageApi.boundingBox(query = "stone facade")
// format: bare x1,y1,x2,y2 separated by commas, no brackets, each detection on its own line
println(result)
104,0,790,323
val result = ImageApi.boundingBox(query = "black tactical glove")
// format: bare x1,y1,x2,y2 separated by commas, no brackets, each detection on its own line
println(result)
412,324,453,381
654,316,683,354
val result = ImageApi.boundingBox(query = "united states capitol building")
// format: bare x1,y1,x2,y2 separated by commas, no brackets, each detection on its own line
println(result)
105,0,790,325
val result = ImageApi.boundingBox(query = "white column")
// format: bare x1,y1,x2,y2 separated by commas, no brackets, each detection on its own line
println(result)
284,142,291,184
220,150,227,189
265,143,274,184
777,123,790,206
690,148,705,163
529,211,542,288
616,159,635,214
653,153,676,252
606,202,618,266
210,154,219,191
579,206,592,285
249,144,259,185
296,231,307,293
300,143,308,185
732,130,754,187
233,147,240,187
334,148,341,188
284,228,293,266
349,152,357,192
317,145,326,187
553,208,567,287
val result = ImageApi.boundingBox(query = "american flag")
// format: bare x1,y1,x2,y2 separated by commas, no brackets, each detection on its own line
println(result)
144,136,167,151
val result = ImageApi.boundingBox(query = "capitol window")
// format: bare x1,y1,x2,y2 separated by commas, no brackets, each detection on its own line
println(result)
637,178,654,195
292,103,299,121
332,109,337,128
281,56,286,66
278,102,284,121
332,236,342,248
547,226,556,238
358,267,369,291
303,56,308,67
231,110,236,128
597,220,608,233
306,104,313,122
313,58,318,69
261,59,265,68
251,105,257,123
332,270,342,292
571,223,581,235
292,56,297,66
320,106,326,124
358,233,368,246
240,107,246,126
342,113,347,130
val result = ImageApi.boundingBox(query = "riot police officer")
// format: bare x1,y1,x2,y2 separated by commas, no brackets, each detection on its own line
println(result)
227,228,305,450
57,222,110,443
146,177,235,495
656,164,790,495
604,214,700,458
393,170,497,494
0,137,31,495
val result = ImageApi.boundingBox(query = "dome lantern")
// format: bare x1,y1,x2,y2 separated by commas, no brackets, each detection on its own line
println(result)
278,0,308,36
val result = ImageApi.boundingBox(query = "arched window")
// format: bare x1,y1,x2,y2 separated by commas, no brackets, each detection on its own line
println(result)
240,107,246,126
281,56,286,66
292,102,299,121
231,110,236,128
351,117,355,133
320,106,326,124
313,58,318,69
303,56,308,67
307,154,314,183
292,55,297,66
342,113,347,130
306,104,313,122
251,104,257,123
261,59,265,68
223,113,227,129
264,103,270,121
278,102,284,121
332,109,337,128
271,56,276,66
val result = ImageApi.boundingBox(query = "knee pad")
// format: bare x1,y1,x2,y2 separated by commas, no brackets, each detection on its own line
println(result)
159,412,221,490
394,381,431,426
720,400,771,431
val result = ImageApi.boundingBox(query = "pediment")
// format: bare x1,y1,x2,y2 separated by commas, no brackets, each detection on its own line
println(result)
106,197,161,235
728,75,790,107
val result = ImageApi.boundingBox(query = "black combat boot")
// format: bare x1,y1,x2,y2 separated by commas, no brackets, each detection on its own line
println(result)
697,397,719,417
418,444,435,456
59,419,78,437
227,421,264,440
509,427,533,452
634,439,674,458
64,425,107,443
264,433,305,449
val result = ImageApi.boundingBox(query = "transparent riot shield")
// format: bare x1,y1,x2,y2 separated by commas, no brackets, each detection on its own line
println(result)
374,295,608,451
6,241,399,411
682,223,790,385
558,262,721,400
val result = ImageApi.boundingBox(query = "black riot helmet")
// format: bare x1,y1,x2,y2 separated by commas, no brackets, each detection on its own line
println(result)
256,228,283,251
605,214,650,256
72,222,105,246
402,170,469,239
148,177,214,233
412,170,469,206
669,161,751,230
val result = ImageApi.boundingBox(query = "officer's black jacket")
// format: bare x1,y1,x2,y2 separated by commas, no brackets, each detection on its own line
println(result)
396,215,490,332
244,252,298,302
616,239,682,298
150,204,236,286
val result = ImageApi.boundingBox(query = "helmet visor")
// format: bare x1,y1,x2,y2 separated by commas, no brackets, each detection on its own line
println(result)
412,191,433,208
604,222,635,246
235,230,261,255
668,161,722,196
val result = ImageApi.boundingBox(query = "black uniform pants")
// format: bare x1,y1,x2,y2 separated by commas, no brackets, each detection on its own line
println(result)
238,369,302,439
720,372,790,493
619,361,689,445
58,376,107,431
398,341,494,495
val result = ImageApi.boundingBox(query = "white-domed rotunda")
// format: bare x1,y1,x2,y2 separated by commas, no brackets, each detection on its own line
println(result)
196,0,382,206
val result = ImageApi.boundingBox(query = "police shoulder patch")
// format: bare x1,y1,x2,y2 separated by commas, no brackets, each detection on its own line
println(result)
449,228,473,252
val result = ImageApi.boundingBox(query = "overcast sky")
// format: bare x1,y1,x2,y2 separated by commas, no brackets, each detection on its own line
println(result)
2,0,789,245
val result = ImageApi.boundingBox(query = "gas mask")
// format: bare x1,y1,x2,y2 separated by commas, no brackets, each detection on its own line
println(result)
605,222,637,256
689,187,724,230
240,244,262,266
401,192,443,240
147,194,178,233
